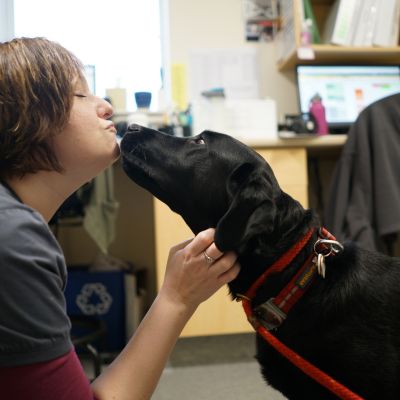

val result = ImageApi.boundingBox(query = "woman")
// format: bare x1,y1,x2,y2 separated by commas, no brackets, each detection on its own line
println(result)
0,37,240,400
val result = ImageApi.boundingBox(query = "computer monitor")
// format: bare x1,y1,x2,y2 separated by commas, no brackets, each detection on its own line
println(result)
296,65,400,133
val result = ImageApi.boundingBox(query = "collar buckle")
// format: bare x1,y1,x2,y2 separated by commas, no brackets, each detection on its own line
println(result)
254,298,287,331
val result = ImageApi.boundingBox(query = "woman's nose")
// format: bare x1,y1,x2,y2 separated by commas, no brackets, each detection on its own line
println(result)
99,97,114,120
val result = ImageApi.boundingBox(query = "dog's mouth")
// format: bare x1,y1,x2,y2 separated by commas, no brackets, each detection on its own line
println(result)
121,129,162,194
121,145,170,204
123,155,156,187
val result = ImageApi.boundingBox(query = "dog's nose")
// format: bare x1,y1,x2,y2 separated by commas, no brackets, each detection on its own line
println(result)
127,124,143,132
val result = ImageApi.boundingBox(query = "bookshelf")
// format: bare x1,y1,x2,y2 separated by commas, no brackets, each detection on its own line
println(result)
277,0,400,71
278,44,400,71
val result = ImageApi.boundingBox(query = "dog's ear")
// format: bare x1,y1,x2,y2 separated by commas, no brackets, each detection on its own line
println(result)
215,163,280,252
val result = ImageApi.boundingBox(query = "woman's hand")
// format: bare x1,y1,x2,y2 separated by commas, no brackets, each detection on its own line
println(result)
159,228,240,311
92,228,239,400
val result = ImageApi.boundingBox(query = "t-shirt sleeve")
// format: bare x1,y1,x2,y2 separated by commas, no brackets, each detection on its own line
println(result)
0,207,73,366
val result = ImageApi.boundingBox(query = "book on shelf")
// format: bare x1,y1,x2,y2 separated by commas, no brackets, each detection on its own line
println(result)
351,0,378,46
323,0,400,47
302,0,321,44
372,0,400,47
276,0,321,63
323,0,360,46
276,0,296,64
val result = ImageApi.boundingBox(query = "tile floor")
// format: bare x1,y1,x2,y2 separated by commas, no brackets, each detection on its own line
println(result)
81,333,287,399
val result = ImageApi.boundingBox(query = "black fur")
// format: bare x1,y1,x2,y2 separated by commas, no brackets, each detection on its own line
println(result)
121,124,400,400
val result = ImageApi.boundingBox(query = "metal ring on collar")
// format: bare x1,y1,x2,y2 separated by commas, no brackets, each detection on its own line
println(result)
314,239,344,257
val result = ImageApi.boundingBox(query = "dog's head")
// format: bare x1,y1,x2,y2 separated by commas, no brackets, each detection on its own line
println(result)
121,124,282,253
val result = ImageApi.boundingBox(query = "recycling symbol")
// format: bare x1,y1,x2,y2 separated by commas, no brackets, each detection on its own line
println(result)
76,283,113,315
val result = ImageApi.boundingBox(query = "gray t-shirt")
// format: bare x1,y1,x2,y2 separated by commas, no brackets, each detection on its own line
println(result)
0,181,72,366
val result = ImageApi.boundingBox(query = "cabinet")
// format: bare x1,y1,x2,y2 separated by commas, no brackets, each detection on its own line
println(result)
277,0,400,70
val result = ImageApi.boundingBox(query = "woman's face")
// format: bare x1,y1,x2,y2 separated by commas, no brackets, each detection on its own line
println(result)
52,78,120,182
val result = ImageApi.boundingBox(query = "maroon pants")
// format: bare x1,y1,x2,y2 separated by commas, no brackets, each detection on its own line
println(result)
0,349,96,400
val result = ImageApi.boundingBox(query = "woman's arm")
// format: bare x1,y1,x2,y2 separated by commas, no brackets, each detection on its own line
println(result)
90,228,239,400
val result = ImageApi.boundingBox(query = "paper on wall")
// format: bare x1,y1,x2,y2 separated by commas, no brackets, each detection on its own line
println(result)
189,47,260,101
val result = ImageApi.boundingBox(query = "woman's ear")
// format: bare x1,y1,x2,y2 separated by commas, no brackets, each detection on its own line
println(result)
215,165,280,252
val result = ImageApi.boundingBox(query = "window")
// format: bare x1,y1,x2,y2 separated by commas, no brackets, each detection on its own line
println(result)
13,0,164,111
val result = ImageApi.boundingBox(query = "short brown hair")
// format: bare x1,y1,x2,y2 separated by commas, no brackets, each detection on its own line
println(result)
0,37,84,178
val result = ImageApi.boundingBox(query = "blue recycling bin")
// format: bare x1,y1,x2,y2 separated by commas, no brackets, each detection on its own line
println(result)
65,267,126,353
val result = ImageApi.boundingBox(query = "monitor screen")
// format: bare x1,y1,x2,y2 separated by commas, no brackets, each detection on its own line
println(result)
296,65,400,131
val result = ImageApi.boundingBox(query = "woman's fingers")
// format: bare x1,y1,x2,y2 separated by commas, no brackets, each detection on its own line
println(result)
202,242,224,265
217,260,241,284
180,228,225,266
183,228,237,275
183,228,215,257
169,237,195,253
161,227,241,309
208,251,238,277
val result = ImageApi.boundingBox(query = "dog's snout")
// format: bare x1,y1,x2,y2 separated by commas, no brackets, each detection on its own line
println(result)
127,124,143,132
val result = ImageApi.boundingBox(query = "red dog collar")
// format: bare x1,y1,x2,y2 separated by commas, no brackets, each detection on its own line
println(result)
237,230,364,399
239,227,342,331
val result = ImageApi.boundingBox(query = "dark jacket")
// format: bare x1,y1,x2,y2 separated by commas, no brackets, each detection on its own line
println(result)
325,93,400,252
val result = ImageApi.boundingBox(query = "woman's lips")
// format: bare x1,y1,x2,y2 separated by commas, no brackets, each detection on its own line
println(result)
106,123,117,132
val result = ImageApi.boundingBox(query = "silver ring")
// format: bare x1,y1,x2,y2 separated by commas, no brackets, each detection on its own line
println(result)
314,239,344,257
203,251,215,265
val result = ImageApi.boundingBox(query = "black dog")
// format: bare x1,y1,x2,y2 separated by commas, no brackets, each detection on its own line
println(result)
121,124,400,400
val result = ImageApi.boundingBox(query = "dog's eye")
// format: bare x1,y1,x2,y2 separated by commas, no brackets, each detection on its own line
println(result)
193,137,205,145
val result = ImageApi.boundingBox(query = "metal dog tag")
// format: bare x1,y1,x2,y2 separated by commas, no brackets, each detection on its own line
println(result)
317,253,326,278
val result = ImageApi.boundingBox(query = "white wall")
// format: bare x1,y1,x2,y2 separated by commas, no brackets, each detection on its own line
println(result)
0,0,14,42
167,0,298,121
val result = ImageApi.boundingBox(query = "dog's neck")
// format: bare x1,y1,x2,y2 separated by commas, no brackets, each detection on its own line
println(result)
228,192,320,299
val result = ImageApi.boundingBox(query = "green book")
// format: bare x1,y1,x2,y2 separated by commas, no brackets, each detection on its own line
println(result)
303,0,321,44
